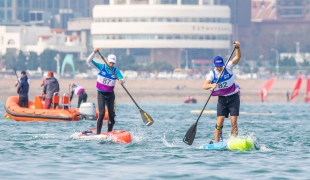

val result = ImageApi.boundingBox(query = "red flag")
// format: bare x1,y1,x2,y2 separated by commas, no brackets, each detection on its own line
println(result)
258,78,276,102
290,77,302,101
305,78,310,103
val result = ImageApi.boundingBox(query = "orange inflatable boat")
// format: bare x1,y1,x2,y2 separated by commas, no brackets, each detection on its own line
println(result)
4,95,108,122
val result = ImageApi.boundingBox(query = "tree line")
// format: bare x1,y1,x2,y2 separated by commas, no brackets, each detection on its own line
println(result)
3,49,88,73
2,50,175,73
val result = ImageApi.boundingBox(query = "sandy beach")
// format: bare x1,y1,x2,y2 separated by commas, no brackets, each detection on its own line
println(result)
0,76,307,104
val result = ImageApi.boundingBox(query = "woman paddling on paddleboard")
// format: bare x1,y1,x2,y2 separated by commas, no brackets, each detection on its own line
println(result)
203,41,241,143
87,48,125,134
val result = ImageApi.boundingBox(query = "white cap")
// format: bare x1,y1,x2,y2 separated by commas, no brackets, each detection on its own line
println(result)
107,54,116,64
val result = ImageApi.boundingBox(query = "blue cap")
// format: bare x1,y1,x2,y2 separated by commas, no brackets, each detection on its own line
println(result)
213,56,224,67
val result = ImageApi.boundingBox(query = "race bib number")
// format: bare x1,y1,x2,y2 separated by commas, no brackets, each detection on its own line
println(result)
102,78,112,85
218,82,228,89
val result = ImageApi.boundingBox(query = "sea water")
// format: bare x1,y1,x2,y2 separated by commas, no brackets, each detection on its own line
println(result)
0,101,309,179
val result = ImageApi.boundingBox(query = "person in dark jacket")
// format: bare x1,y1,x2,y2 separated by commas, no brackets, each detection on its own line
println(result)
43,71,60,109
15,71,30,87
17,71,29,108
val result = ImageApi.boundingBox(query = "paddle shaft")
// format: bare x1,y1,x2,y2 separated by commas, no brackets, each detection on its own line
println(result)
69,85,71,109
13,68,18,80
13,68,20,94
97,52,142,109
194,46,236,124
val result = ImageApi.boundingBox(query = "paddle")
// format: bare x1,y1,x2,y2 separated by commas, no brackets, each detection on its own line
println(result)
183,46,236,145
97,52,154,126
13,68,19,80
13,68,19,87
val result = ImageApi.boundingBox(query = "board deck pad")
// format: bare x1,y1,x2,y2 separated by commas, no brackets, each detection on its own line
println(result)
200,137,254,151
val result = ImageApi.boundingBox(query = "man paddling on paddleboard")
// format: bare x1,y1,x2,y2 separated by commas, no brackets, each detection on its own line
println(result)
203,41,241,143
87,48,125,134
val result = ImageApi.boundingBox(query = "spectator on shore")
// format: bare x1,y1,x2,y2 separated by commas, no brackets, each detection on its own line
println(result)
287,91,290,102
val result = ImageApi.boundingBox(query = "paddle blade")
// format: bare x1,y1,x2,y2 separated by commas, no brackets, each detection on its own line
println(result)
183,122,198,145
139,109,154,126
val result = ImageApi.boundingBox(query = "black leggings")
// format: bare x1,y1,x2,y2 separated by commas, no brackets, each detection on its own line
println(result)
77,91,88,108
97,91,115,134
18,97,28,108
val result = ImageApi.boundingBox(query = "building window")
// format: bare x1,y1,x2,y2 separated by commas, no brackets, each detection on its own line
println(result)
48,0,53,8
202,0,210,5
17,11,23,21
79,0,85,9
54,0,59,8
8,39,15,45
7,10,12,22
40,0,45,8
33,0,38,8
23,10,29,22
0,10,4,22
93,34,229,41
24,0,29,7
182,0,198,5
0,0,4,7
159,0,177,4
93,17,229,23
115,0,125,4
70,0,76,9
7,0,12,7
140,35,147,39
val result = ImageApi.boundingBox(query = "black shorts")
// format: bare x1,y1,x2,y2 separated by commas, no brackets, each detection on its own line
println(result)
217,93,240,118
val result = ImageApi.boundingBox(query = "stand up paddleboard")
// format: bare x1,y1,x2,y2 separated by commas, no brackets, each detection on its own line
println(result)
201,141,227,150
191,110,275,116
70,130,131,144
200,137,254,151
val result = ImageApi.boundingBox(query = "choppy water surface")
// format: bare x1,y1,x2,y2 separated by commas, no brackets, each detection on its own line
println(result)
1,101,309,179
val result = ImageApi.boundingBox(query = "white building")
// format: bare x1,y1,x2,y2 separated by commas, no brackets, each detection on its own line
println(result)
91,1,232,68
0,26,86,57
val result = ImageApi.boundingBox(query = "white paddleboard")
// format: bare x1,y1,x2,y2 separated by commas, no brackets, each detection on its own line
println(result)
70,130,131,144
190,110,275,116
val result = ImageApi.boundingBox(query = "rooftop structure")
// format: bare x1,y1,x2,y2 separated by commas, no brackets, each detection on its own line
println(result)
0,25,86,57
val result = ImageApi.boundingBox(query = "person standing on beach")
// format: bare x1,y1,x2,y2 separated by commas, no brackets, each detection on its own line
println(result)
69,83,88,108
203,41,241,142
17,71,29,108
87,48,125,134
43,71,60,109
287,91,290,102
